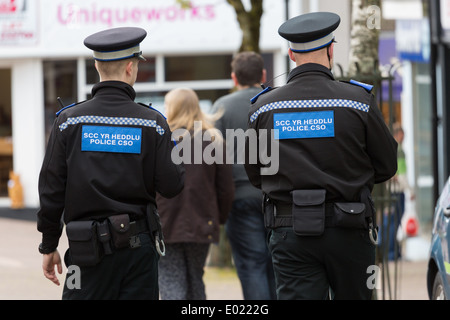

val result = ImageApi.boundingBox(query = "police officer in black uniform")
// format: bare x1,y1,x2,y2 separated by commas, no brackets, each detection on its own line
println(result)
244,12,398,300
37,27,185,299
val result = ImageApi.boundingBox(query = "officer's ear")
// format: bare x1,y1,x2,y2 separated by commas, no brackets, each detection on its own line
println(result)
125,60,135,76
328,43,334,59
288,48,296,62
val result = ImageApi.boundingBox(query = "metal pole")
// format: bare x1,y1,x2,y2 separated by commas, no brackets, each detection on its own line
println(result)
429,0,440,204
285,0,290,74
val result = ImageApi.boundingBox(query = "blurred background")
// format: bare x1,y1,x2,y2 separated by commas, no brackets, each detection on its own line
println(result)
0,0,448,300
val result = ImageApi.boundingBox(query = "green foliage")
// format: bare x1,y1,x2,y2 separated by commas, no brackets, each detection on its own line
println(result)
175,0,192,9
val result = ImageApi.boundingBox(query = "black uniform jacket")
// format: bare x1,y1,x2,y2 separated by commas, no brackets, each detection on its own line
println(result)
37,81,185,251
244,63,398,205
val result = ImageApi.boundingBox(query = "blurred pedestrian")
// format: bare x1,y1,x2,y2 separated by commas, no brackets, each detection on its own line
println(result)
211,51,276,300
37,27,185,300
383,122,415,260
156,87,234,300
245,12,398,300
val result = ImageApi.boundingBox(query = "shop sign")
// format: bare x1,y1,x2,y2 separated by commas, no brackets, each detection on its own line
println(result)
396,19,430,62
39,0,282,55
0,0,38,45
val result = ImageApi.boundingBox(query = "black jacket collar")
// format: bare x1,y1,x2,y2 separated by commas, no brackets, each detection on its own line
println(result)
92,81,136,101
287,63,334,83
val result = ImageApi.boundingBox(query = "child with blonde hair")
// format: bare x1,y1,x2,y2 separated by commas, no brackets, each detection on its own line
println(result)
156,88,234,300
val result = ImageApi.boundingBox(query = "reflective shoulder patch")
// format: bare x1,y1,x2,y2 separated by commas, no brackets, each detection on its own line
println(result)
251,86,273,104
348,80,374,92
81,125,142,154
273,111,335,139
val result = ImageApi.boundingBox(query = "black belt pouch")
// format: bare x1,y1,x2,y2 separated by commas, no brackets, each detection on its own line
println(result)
291,189,326,236
334,202,367,229
107,214,131,249
66,221,103,267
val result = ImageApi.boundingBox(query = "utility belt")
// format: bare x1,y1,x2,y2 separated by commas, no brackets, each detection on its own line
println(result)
65,203,165,267
263,189,378,244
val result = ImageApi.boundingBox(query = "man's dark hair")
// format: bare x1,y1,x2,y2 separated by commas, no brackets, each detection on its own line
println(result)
231,51,264,86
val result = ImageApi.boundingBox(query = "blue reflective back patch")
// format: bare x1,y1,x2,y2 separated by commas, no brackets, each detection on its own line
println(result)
274,111,335,139
81,126,142,154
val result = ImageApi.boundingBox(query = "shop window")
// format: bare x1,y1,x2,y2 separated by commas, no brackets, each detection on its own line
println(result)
164,53,274,83
85,59,99,85
43,60,77,141
165,55,232,81
136,88,231,116
0,69,12,196
86,57,156,84
0,69,12,138
136,57,156,83
413,62,433,227
261,53,274,87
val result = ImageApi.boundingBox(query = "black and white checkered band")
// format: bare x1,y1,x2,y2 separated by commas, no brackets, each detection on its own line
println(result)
249,99,370,123
59,115,165,135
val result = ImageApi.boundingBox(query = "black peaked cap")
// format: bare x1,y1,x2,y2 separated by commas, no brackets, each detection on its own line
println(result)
278,12,340,44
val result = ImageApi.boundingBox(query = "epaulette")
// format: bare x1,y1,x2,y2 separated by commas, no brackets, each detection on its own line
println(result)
55,100,86,117
250,86,274,104
343,79,374,93
138,102,151,109
138,102,167,120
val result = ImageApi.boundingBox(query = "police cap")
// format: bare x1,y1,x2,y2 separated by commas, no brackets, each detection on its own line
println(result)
84,27,147,62
278,12,340,53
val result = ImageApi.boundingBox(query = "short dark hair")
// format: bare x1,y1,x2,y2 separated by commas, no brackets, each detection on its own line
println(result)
231,51,264,86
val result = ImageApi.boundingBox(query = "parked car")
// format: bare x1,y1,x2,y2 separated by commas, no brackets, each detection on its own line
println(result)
427,176,450,300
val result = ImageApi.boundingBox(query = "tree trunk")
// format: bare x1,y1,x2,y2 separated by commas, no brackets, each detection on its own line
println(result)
348,0,381,77
227,0,263,53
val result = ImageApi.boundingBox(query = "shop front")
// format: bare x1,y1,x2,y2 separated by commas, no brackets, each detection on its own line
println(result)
0,0,355,207
0,0,288,207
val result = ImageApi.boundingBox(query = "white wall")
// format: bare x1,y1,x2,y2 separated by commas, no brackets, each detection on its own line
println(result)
316,0,351,74
11,59,45,207
0,0,286,59
282,0,351,74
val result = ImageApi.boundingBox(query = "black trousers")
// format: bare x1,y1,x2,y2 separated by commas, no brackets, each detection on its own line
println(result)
269,227,376,300
62,233,159,300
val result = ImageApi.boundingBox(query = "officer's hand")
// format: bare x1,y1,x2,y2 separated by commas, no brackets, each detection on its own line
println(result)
42,250,62,286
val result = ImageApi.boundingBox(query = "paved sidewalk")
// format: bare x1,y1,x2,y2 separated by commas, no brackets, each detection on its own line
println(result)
0,208,243,300
376,259,429,300
0,208,429,300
